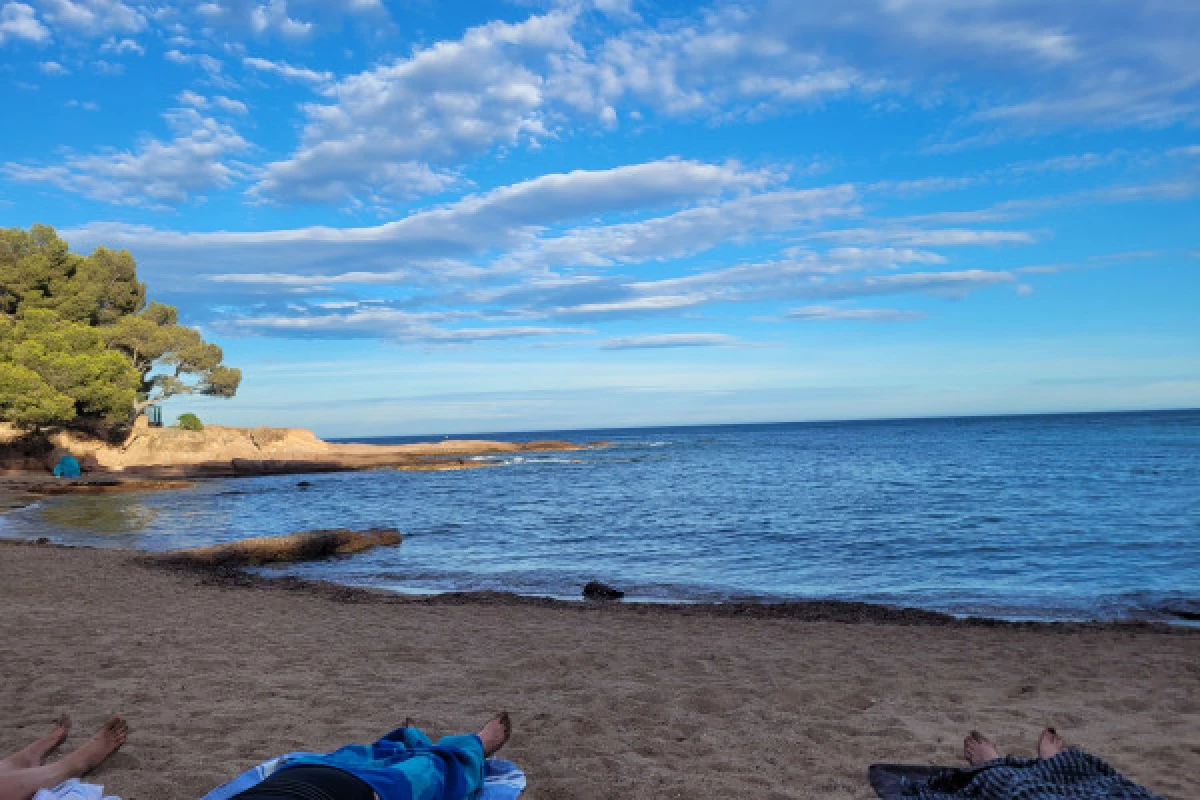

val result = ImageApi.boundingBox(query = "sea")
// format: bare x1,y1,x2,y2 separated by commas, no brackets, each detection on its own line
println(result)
3,410,1198,623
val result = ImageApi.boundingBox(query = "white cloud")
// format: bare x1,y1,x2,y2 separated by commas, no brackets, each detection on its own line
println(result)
39,0,144,34
812,228,1036,247
251,10,578,203
548,6,881,121
5,107,250,207
193,0,382,35
818,269,1016,299
69,159,774,263
231,305,590,343
213,95,248,114
0,2,50,43
785,305,926,322
38,59,66,73
490,185,854,274
249,0,310,38
602,333,738,349
165,49,231,85
214,2,1200,206
565,1,1200,138
100,35,141,54
556,294,708,316
552,264,1017,321
242,55,331,83
178,89,207,107
179,90,248,114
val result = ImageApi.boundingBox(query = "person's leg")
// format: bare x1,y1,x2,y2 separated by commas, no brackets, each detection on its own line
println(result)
379,720,434,750
1037,726,1065,759
372,714,509,800
0,717,127,800
0,716,70,771
963,730,1000,766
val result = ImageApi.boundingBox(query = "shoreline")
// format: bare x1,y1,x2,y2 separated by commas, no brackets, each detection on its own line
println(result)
1,479,1196,627
2,537,1197,632
1,538,1196,799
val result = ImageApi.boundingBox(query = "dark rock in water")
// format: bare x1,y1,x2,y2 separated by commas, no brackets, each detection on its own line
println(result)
582,581,625,601
297,481,313,488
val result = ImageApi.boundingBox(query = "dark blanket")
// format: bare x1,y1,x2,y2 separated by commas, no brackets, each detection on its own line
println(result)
869,748,1167,800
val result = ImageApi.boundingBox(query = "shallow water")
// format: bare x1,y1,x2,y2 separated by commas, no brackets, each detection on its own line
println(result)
3,410,1198,622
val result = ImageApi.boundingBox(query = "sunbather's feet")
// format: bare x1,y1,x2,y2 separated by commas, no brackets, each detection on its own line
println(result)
479,712,511,757
35,714,71,763
3,714,71,769
963,731,1000,766
1037,727,1065,759
63,716,128,775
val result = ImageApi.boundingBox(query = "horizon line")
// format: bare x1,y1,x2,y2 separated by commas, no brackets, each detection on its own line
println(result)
327,406,1199,442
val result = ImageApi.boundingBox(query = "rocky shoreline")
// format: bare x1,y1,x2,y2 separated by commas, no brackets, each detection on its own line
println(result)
0,424,606,517
0,419,605,478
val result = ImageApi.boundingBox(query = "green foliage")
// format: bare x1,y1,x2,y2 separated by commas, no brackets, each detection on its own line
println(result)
176,413,204,431
0,225,146,323
0,311,139,427
0,225,241,430
104,301,243,411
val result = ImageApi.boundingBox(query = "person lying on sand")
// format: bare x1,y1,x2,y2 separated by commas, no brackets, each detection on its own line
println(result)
901,726,1165,800
204,713,512,800
0,715,128,800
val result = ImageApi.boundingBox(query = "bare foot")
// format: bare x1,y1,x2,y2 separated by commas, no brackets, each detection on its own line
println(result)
63,716,128,775
3,715,71,769
479,712,511,758
963,730,1000,766
35,714,72,763
1037,727,1065,759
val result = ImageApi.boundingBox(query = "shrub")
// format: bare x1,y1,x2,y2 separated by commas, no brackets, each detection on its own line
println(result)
176,412,204,431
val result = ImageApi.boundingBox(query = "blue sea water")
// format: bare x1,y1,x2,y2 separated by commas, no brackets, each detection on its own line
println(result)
3,411,1198,622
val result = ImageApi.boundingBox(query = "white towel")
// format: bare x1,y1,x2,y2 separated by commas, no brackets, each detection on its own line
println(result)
32,780,119,800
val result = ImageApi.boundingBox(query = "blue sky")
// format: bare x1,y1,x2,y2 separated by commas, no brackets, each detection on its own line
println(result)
1,0,1197,436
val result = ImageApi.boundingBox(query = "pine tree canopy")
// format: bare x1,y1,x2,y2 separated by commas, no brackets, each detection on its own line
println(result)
0,224,241,429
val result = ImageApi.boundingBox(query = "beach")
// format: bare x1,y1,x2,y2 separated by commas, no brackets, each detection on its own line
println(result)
1,540,1196,800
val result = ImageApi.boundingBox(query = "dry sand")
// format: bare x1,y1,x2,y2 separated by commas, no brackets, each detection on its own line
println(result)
1,541,1197,800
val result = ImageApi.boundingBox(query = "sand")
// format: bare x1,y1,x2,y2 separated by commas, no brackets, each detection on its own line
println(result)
1,541,1197,800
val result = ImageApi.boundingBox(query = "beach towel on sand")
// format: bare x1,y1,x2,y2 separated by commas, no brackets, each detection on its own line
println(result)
869,748,1165,800
201,726,525,800
33,779,118,800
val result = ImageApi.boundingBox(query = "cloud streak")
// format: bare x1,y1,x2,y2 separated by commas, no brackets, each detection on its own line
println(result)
602,333,739,349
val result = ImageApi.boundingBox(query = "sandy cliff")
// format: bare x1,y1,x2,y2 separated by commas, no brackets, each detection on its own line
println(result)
0,419,590,477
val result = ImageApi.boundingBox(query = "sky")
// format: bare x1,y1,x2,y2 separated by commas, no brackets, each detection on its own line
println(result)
1,0,1198,436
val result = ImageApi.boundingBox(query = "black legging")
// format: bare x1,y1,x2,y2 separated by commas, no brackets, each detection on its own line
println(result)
231,765,376,800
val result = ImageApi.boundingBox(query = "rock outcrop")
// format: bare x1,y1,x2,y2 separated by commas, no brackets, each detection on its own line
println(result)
156,528,404,567
0,421,593,477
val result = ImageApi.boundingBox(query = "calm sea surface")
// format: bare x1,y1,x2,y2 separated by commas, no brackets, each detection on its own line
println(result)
3,411,1198,622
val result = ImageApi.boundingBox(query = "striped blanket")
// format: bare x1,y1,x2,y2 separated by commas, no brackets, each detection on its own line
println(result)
870,748,1166,800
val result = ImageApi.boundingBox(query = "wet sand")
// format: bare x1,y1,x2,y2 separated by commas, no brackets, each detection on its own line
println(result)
1,541,1197,799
